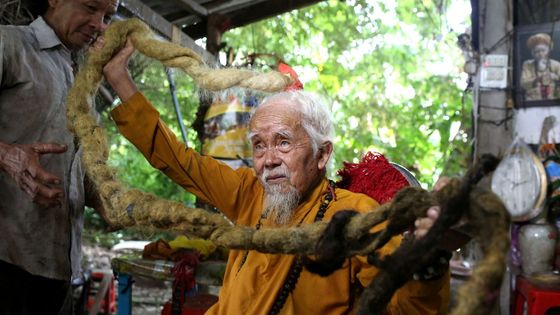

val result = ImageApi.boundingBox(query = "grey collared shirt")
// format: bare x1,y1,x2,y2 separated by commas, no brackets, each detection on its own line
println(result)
0,16,85,280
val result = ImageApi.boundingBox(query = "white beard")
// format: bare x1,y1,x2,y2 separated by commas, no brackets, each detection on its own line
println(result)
538,59,548,72
260,167,301,225
263,184,300,225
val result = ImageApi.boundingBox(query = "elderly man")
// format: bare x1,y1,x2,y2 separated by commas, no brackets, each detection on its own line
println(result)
102,40,449,314
520,32,560,101
0,0,118,313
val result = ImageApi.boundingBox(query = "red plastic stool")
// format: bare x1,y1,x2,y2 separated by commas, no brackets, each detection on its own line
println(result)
513,275,560,315
86,270,117,314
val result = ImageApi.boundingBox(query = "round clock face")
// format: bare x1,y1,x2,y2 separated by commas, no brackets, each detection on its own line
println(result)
491,153,544,221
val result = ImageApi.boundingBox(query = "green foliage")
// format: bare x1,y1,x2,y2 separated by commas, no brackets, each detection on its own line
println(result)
223,0,472,187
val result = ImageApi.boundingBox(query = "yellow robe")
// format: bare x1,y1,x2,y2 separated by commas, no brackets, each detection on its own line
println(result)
111,92,450,315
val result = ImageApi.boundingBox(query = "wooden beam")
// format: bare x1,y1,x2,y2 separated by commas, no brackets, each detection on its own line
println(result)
175,0,208,16
171,14,202,27
207,0,269,15
119,0,216,64
228,0,325,29
184,0,324,39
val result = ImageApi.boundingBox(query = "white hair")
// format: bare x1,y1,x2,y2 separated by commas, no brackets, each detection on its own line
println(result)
251,90,334,154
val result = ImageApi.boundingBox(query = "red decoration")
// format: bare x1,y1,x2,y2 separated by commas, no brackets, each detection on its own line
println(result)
336,152,410,204
171,252,200,309
278,62,304,91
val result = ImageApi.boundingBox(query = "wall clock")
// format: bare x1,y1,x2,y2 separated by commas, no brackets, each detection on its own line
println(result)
491,141,548,221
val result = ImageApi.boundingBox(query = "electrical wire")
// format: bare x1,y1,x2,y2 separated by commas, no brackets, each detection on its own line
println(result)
483,29,514,54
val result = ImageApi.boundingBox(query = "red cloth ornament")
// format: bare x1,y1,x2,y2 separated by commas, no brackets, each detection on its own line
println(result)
171,252,200,309
278,62,304,91
336,151,410,204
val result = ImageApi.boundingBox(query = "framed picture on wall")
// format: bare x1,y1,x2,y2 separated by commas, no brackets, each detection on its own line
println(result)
515,22,560,108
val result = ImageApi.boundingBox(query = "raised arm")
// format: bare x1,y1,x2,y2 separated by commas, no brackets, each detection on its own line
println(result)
99,37,138,102
98,37,254,219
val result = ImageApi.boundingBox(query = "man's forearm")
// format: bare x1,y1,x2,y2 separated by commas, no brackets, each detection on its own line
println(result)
106,71,138,102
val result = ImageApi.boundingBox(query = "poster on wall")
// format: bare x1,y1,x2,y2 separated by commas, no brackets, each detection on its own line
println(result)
515,22,560,108
201,94,258,169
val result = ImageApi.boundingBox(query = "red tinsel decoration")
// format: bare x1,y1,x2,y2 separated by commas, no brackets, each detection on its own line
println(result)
336,152,410,204
278,62,304,91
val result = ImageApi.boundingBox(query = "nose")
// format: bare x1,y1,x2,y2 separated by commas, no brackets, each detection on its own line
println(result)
89,13,109,33
263,147,281,168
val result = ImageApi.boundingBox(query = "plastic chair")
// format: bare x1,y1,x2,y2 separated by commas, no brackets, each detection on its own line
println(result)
513,275,560,315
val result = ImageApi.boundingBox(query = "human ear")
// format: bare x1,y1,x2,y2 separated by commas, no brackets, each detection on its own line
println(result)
48,0,61,8
317,142,333,170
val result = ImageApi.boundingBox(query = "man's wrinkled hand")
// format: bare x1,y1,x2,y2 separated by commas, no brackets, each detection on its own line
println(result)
102,37,135,84
0,142,67,207
95,36,138,102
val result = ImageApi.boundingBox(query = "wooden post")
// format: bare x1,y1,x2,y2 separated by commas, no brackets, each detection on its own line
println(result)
473,0,514,159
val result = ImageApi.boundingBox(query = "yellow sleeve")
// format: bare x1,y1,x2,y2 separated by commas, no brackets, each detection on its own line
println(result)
386,271,450,315
110,92,255,220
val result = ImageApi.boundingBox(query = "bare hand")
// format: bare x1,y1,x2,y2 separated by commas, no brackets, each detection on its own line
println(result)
415,176,470,250
102,38,134,80
0,142,67,207
413,177,449,239
98,37,138,101
90,35,106,52
432,176,450,191
414,206,440,239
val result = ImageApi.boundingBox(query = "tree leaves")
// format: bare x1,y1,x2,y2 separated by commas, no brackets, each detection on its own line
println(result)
222,0,472,187
103,0,472,201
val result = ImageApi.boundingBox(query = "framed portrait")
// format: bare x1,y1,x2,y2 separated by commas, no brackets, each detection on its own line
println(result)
515,22,560,108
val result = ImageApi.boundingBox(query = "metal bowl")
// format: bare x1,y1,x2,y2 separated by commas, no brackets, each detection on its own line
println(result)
390,162,421,187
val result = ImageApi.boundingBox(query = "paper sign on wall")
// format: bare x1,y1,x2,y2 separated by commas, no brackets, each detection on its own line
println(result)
480,54,508,89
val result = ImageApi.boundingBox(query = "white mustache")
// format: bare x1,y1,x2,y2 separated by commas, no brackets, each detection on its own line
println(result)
261,167,290,182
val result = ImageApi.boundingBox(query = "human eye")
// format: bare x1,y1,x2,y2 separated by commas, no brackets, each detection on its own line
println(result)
277,140,292,152
103,14,113,24
253,142,265,153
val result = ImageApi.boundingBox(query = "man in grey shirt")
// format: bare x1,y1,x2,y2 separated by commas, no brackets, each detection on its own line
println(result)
0,0,118,313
